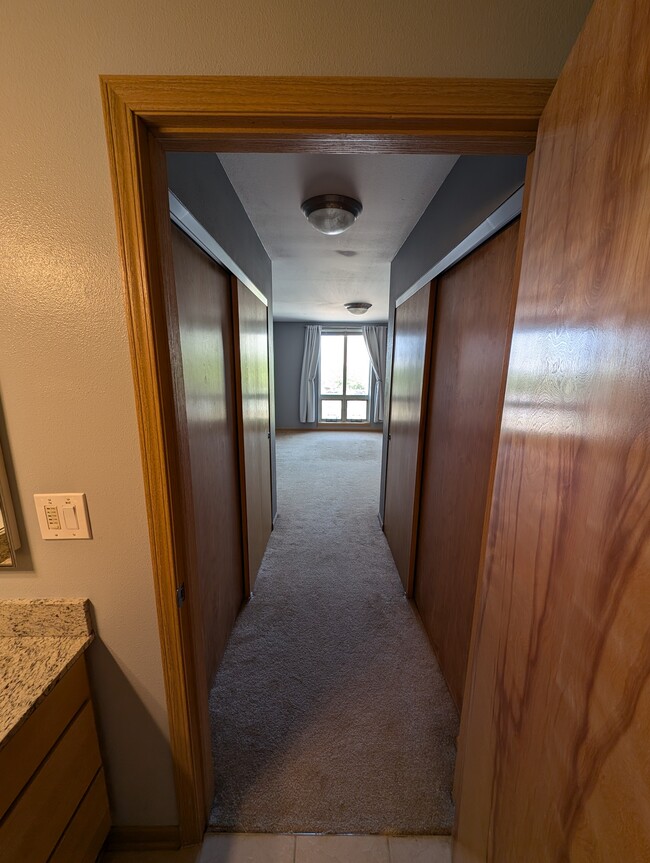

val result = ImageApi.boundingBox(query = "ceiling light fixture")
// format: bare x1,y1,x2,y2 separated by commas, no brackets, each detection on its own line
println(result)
301,194,362,235
345,302,372,316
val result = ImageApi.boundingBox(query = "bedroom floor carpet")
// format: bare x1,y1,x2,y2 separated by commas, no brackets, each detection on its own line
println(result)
208,431,458,834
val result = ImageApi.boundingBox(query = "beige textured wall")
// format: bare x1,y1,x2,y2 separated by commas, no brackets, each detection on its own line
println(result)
0,0,591,827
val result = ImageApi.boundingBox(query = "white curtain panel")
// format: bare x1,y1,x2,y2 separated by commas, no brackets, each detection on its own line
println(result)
363,325,388,422
299,325,322,423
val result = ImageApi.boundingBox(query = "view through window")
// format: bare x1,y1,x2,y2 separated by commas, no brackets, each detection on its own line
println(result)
320,332,371,422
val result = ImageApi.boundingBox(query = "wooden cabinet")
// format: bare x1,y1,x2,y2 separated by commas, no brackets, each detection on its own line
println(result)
0,655,110,863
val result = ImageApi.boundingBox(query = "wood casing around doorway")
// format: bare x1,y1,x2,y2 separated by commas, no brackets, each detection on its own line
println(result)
100,74,554,846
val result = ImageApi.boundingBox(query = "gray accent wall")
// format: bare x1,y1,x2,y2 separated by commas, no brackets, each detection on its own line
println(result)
166,152,278,517
274,322,384,431
379,155,528,519
167,153,272,297
274,323,313,430
389,156,527,303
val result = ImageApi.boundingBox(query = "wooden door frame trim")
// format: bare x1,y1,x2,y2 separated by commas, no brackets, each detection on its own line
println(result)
99,75,549,845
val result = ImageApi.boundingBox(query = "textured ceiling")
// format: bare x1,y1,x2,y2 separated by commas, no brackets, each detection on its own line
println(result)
218,153,459,322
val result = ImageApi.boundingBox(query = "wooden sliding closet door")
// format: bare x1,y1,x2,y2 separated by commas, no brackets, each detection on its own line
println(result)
414,220,520,710
171,224,244,686
233,278,273,595
383,283,434,594
455,0,650,860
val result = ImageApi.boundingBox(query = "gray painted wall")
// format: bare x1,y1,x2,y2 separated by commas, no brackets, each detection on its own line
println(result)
166,152,278,517
274,323,311,430
167,153,272,297
274,322,385,431
379,154,528,519
389,156,527,303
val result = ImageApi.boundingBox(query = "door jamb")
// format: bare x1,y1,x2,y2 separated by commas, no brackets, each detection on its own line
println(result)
100,75,548,846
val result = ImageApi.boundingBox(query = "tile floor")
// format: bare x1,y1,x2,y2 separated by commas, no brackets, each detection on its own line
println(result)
100,833,453,863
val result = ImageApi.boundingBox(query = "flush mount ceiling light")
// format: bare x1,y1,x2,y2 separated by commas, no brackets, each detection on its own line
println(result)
301,194,363,235
345,302,372,316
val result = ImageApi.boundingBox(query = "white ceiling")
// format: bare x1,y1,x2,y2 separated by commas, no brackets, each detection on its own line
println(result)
218,153,458,322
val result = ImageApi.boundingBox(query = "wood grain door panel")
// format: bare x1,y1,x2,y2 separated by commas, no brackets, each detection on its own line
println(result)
172,225,244,686
383,283,434,594
233,279,273,594
454,0,650,860
415,220,520,710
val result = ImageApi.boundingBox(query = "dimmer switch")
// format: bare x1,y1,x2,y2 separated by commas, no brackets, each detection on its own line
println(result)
44,505,61,530
34,493,92,540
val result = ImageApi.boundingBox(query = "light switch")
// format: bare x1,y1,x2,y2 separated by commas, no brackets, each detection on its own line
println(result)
62,505,79,530
34,493,92,540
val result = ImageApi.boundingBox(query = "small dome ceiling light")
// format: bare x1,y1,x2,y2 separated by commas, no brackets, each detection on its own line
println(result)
345,302,372,316
301,194,362,235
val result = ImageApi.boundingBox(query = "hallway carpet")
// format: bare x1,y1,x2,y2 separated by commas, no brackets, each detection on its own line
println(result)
208,431,459,834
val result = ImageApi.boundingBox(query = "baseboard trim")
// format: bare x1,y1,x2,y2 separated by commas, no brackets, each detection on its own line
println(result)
104,825,181,852
276,426,383,433
316,425,383,432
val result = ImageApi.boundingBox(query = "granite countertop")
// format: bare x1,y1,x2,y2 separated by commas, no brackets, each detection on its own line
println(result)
0,599,93,750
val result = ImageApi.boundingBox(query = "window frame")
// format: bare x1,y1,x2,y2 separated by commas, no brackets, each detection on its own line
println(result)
318,328,372,424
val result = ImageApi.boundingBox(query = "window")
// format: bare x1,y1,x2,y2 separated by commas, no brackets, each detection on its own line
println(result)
319,331,371,423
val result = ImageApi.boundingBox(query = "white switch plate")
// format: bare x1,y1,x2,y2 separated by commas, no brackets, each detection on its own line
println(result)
34,493,92,540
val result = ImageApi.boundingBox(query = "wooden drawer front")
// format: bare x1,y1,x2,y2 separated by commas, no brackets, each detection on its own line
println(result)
49,769,110,863
0,657,89,821
0,701,102,863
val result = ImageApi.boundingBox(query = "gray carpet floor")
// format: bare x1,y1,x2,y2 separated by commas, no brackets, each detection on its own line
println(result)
208,431,458,834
